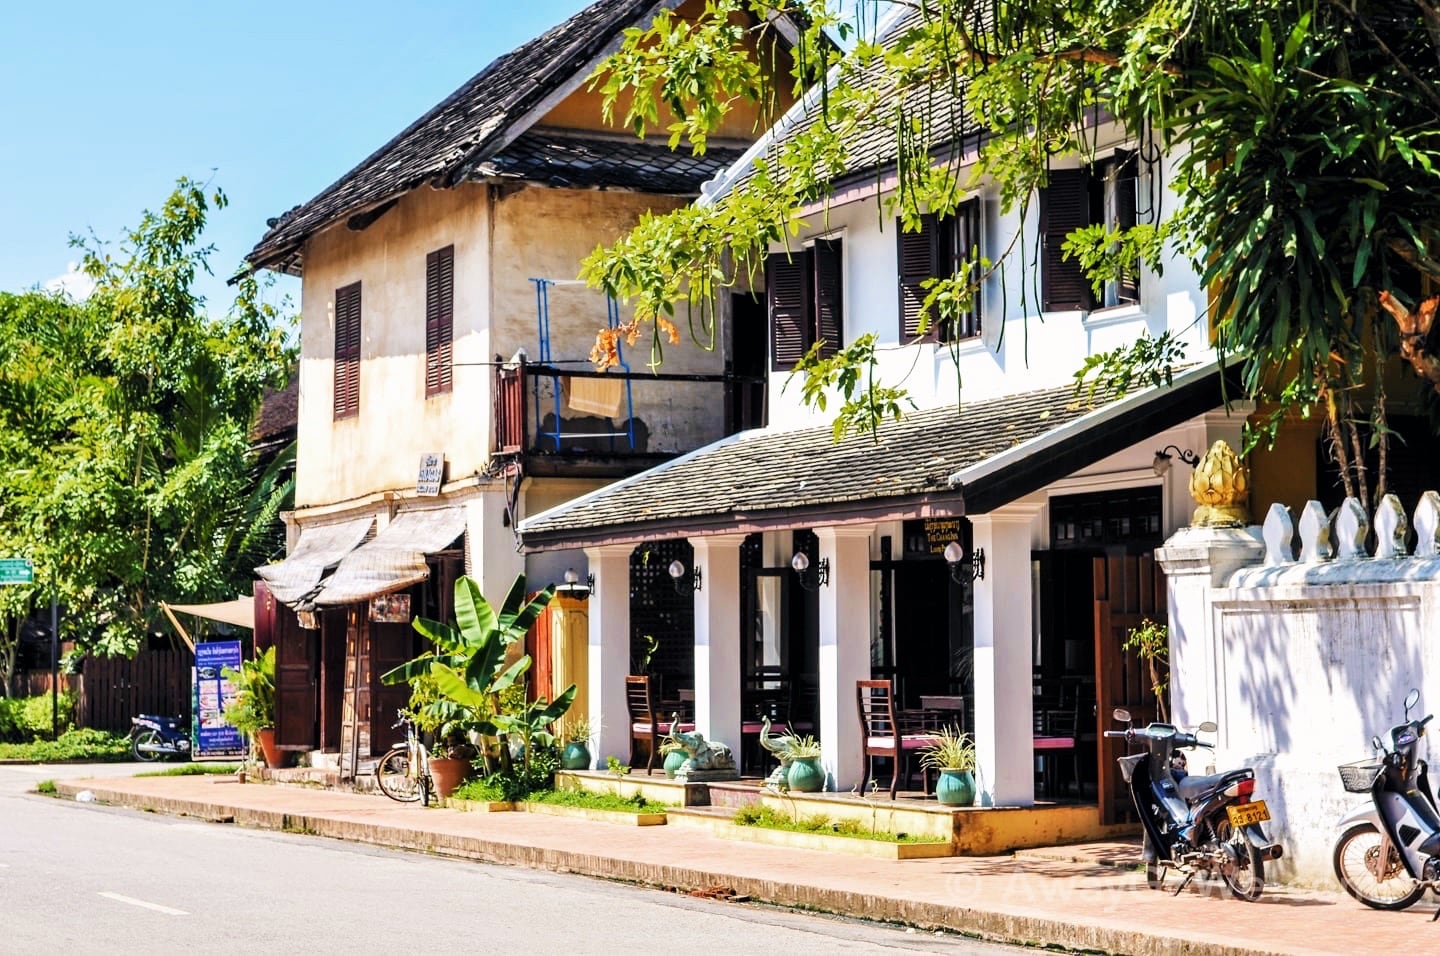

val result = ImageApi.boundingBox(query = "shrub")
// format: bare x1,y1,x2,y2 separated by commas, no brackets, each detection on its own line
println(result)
0,728,130,762
0,693,75,743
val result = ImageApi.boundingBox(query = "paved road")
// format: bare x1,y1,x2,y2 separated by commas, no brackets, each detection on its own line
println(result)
0,765,1025,955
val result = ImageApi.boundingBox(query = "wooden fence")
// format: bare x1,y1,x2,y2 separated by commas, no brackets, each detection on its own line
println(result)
79,650,193,733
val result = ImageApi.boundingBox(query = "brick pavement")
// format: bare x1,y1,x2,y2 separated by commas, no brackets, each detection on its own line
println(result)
50,776,1439,956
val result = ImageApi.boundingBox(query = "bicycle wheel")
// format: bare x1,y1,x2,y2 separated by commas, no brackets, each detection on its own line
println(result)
375,748,422,803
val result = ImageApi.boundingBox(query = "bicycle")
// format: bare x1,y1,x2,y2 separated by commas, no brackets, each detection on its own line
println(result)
375,711,432,806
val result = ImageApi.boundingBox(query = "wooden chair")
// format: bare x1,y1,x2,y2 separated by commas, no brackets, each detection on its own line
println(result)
1033,687,1080,799
856,679,940,799
625,675,693,774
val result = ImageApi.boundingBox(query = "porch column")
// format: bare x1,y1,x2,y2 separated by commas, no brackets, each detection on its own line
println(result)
970,505,1043,806
816,526,872,791
584,544,631,769
690,534,746,748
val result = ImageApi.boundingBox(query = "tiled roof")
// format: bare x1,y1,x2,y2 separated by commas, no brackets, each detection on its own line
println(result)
246,0,671,274
518,365,1229,549
475,130,748,194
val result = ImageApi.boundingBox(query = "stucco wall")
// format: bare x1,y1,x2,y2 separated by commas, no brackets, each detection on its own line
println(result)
489,184,728,454
296,183,492,507
762,131,1209,429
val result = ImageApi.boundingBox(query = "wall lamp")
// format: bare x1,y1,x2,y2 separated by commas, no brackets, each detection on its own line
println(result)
558,567,593,597
1152,444,1200,477
790,550,830,590
667,559,702,594
943,540,985,584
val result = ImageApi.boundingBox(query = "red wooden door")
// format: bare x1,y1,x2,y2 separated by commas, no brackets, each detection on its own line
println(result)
1093,555,1166,825
273,604,316,750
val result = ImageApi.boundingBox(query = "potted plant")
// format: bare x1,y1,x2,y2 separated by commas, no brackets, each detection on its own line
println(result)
785,735,826,792
660,737,688,778
920,727,976,807
559,716,594,770
222,646,283,769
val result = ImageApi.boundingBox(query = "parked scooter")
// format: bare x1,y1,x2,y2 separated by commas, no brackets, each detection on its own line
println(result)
1333,688,1440,912
1105,708,1283,901
129,714,191,761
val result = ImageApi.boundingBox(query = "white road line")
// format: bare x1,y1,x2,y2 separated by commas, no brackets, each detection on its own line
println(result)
97,892,188,916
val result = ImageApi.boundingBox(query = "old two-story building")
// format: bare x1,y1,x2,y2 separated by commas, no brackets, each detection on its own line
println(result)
516,7,1440,824
245,0,802,775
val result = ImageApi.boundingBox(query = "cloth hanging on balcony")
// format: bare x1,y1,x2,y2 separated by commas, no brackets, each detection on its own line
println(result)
255,516,375,606
565,374,625,417
313,507,467,606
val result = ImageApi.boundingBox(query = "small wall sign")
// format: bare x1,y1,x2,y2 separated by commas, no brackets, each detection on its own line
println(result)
416,452,445,496
369,592,411,623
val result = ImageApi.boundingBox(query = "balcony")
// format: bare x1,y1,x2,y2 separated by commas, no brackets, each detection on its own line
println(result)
494,358,765,477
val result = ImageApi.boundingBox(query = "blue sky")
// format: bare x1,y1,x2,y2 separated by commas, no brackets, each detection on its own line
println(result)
0,0,592,313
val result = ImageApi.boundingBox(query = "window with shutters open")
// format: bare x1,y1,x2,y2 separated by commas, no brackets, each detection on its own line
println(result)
766,239,843,372
897,203,982,343
333,281,362,420
425,245,454,397
1041,154,1141,313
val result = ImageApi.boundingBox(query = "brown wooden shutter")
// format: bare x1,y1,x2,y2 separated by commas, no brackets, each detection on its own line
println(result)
1113,152,1140,305
273,604,316,750
1040,169,1094,312
811,239,843,359
425,245,455,396
333,281,362,419
949,199,982,340
898,215,940,341
767,250,813,371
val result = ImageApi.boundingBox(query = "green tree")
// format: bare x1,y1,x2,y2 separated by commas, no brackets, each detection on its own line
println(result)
582,0,1440,500
0,179,292,683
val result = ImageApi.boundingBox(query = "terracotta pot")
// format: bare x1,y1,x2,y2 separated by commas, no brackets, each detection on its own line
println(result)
428,757,470,798
255,728,285,769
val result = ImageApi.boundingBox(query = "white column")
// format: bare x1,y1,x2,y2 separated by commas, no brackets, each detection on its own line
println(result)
970,505,1042,806
584,544,632,769
691,535,746,748
816,526,873,792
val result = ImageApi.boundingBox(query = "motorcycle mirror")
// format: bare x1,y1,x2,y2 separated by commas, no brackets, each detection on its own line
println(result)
1372,734,1384,753
1198,720,1218,734
1113,707,1132,723
1406,688,1421,717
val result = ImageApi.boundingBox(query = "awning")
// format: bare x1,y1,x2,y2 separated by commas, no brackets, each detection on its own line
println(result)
255,516,375,605
518,362,1239,551
313,507,467,606
164,598,255,631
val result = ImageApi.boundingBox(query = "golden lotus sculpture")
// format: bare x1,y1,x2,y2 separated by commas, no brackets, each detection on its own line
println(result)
1189,439,1251,527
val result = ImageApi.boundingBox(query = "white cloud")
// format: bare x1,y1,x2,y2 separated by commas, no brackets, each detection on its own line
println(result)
43,262,95,301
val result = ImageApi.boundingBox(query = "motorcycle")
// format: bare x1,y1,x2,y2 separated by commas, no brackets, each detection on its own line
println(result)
129,714,191,762
1333,688,1440,912
1105,708,1283,901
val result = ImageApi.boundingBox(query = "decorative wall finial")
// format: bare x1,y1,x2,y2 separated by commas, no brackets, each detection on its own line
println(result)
1189,439,1251,527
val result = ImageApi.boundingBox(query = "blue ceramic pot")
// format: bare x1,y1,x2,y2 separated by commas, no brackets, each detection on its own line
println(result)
663,749,688,778
560,742,591,770
935,769,975,807
787,756,826,793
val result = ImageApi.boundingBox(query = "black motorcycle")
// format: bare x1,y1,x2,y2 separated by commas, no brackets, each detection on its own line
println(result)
1333,688,1440,912
129,714,191,761
1105,708,1283,901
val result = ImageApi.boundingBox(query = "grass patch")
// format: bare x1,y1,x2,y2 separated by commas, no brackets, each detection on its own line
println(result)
34,779,56,795
733,804,946,844
134,762,240,777
0,729,131,763
530,787,668,814
451,778,506,803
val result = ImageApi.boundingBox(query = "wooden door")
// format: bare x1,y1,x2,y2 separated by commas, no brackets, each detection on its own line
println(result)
340,610,368,778
320,610,345,751
273,604,316,750
369,618,415,757
1093,555,1166,824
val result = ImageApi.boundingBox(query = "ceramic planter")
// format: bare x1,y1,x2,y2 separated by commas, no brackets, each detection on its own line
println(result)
663,749,688,778
428,757,470,798
560,741,591,770
787,756,826,793
935,768,975,807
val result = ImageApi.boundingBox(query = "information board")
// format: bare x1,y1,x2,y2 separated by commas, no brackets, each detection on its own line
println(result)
192,640,246,759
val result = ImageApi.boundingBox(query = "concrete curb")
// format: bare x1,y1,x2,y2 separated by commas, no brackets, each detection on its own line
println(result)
52,781,1286,956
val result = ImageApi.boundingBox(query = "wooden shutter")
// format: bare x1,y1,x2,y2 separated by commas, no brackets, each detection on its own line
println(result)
425,245,455,396
811,239,843,359
948,199,982,340
1113,152,1140,305
1040,169,1094,312
767,250,812,371
333,282,362,419
898,214,939,341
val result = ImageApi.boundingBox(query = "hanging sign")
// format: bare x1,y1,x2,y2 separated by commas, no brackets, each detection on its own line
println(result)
0,558,34,585
192,640,246,759
416,453,445,496
903,517,965,558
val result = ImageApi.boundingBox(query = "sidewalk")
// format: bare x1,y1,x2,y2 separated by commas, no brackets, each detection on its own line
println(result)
51,775,1434,956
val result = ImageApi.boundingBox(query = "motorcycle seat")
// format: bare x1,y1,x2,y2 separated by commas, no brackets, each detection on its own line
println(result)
1176,768,1249,802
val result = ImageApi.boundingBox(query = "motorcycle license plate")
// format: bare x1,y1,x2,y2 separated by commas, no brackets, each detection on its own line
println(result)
1226,801,1270,827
